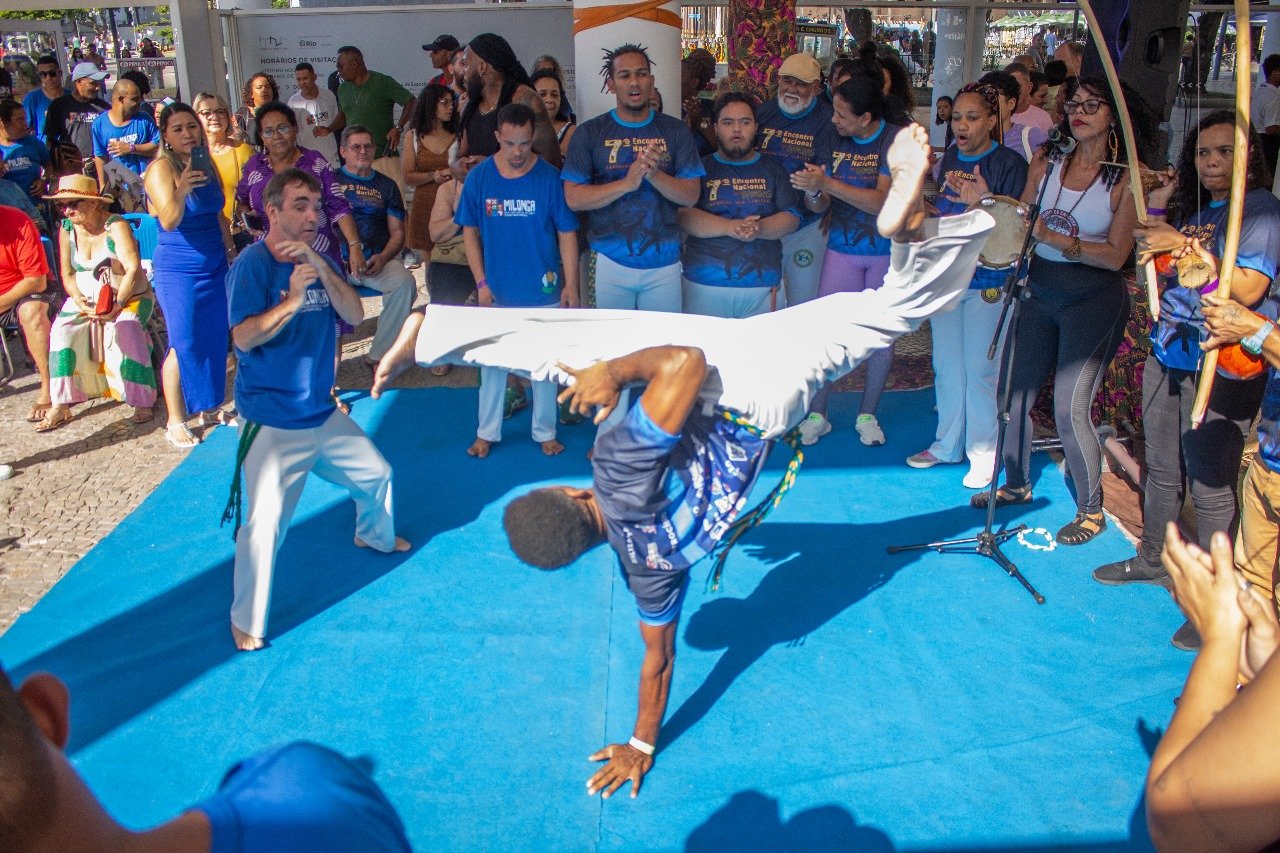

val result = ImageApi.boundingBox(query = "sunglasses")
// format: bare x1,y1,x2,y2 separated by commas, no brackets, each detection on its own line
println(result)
39,70,60,79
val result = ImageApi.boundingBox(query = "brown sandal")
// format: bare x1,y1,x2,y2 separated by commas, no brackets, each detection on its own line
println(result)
1056,512,1106,545
35,406,73,433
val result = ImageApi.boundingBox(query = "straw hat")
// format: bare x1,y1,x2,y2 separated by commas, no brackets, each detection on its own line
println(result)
43,174,114,204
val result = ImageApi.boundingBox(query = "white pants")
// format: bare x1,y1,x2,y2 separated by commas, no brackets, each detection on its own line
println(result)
682,277,775,319
478,367,558,443
415,211,993,439
779,219,826,308
232,410,396,639
357,258,416,361
590,251,682,312
927,287,1006,479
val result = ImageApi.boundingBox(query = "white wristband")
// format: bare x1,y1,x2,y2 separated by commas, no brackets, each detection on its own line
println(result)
628,736,655,756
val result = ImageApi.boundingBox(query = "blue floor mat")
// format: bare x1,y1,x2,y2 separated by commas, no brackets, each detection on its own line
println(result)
0,388,1188,851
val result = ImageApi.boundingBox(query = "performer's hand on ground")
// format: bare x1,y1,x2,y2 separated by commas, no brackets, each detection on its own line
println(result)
587,743,653,799
371,312,423,399
1162,524,1247,649
1201,293,1262,350
557,362,620,424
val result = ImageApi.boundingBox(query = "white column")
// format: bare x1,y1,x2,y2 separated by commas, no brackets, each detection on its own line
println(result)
930,6,973,147
172,0,231,101
573,0,682,121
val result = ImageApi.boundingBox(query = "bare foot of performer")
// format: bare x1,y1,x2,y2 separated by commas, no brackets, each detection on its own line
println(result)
878,122,930,241
467,437,492,458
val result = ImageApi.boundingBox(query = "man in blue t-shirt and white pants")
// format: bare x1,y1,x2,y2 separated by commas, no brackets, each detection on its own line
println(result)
226,168,409,652
456,102,580,459
562,44,704,313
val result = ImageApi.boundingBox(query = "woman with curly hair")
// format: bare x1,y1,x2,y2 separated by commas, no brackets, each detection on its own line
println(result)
1093,110,1280,650
978,77,1150,546
400,82,457,260
233,72,279,149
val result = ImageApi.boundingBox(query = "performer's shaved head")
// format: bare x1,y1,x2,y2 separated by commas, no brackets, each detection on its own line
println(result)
504,488,601,569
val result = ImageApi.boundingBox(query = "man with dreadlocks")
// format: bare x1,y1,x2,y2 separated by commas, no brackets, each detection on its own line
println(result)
563,43,704,313
455,32,561,171
373,124,994,798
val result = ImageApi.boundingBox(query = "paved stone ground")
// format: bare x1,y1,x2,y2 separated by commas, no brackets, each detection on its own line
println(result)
0,268,470,634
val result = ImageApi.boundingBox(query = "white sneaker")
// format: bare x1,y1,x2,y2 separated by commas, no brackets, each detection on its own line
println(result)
855,414,885,446
798,413,832,446
962,468,992,489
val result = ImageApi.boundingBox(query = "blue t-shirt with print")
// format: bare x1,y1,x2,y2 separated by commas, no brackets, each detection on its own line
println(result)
90,110,159,175
933,141,1028,289
1153,188,1280,371
592,397,771,623
815,119,898,256
562,109,705,270
754,97,835,228
455,156,578,307
194,742,412,853
228,241,341,429
334,167,404,259
682,152,802,289
23,88,55,139
0,135,49,200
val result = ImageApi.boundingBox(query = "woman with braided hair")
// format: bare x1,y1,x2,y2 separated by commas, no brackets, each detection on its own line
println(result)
907,82,1027,489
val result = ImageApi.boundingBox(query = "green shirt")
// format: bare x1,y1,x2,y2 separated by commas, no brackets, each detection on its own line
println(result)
337,71,413,157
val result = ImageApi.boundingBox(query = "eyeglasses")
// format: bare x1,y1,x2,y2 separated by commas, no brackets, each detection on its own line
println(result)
260,124,293,138
345,143,375,152
60,201,84,212
196,109,228,118
39,70,60,78
1063,98,1105,115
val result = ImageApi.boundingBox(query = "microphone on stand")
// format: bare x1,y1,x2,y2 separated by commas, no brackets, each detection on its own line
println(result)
1047,127,1077,155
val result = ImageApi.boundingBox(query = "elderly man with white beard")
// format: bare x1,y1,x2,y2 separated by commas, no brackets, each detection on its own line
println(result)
753,52,835,308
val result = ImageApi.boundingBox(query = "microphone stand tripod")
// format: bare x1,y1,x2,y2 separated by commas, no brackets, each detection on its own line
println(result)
886,152,1066,605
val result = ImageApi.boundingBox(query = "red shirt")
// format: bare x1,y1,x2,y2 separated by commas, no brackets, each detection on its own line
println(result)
0,206,49,297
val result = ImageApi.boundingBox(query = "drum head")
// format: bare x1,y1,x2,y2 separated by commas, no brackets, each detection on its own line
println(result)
971,195,1028,269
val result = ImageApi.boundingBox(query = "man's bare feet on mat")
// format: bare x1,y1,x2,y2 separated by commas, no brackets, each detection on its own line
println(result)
372,312,424,399
354,535,412,552
541,439,564,456
878,123,930,242
467,437,492,458
231,624,265,652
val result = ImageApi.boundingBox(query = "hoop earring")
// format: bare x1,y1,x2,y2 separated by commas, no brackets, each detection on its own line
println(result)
1108,126,1119,162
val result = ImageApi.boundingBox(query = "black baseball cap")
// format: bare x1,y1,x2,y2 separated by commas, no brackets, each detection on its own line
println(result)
423,35,460,53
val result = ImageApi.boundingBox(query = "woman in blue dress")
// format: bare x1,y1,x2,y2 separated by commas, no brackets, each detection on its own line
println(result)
144,101,236,448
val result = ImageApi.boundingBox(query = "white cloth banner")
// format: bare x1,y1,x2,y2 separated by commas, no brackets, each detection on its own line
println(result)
416,210,994,439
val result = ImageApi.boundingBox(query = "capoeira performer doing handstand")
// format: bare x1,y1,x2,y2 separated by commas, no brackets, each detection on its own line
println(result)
373,125,993,798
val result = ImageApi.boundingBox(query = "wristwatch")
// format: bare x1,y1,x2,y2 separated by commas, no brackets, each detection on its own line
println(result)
1242,321,1274,355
